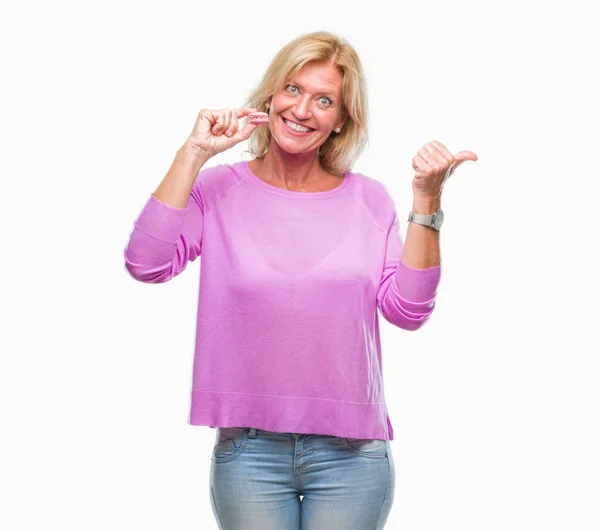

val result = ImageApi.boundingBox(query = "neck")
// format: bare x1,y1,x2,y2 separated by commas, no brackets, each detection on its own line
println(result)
259,144,326,189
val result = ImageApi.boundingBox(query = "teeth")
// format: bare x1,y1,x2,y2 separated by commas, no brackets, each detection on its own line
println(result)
284,118,312,132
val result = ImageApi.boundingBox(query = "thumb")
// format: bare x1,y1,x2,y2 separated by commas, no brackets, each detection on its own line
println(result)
453,150,478,169
232,122,260,143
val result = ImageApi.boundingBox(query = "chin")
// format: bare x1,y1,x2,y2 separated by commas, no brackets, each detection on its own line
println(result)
270,136,312,156
276,134,328,156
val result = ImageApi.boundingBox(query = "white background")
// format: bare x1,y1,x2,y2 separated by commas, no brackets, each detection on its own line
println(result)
1,0,598,528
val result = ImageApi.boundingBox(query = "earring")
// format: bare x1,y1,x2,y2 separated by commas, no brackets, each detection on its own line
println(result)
335,128,341,133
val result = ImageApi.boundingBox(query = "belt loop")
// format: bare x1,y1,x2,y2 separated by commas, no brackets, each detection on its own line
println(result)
246,428,257,438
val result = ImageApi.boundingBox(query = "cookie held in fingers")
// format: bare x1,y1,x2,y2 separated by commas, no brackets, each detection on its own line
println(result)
248,112,269,124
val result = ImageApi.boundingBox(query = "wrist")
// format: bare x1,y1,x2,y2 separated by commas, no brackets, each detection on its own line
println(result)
180,142,212,165
412,194,441,215
170,145,211,182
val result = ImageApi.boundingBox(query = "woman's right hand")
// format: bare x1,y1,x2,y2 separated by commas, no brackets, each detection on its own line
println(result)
184,107,261,159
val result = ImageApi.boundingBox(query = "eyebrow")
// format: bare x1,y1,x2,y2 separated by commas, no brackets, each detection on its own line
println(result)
288,79,337,98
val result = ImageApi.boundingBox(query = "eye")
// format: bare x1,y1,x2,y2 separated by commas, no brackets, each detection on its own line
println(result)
285,85,333,107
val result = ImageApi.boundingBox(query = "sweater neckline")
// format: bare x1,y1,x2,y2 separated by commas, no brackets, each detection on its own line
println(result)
240,160,351,199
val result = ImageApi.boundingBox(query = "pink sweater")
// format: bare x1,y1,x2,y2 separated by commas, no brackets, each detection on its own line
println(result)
124,160,441,440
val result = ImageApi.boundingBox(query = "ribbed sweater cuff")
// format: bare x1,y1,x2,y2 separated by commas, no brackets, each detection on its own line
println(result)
134,194,187,244
392,260,441,302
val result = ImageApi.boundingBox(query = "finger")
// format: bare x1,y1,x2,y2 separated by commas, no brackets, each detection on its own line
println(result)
430,140,449,152
234,106,259,119
194,110,212,133
213,109,227,134
451,150,478,170
418,148,437,168
212,114,224,135
430,140,455,164
200,109,218,127
412,154,428,172
454,150,478,163
222,110,232,137
420,144,443,169
231,122,259,142
426,141,456,179
216,110,230,135
226,112,239,138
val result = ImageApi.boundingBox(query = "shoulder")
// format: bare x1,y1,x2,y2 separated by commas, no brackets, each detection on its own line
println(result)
346,170,397,231
193,160,246,213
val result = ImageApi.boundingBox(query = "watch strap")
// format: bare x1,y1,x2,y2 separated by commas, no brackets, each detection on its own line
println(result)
408,208,443,231
408,211,435,226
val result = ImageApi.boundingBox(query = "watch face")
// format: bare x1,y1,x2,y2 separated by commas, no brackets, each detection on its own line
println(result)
434,209,444,230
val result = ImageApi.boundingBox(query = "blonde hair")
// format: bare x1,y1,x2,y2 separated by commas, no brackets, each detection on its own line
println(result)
242,31,369,176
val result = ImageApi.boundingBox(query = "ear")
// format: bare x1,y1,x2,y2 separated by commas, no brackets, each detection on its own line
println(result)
336,108,350,130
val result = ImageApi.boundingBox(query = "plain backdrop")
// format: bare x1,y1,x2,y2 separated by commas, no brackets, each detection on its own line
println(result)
1,0,598,528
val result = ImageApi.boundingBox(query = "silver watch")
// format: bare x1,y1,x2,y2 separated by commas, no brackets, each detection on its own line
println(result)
407,208,444,231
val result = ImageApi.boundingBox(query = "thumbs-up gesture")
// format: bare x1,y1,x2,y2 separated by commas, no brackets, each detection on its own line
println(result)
411,140,478,199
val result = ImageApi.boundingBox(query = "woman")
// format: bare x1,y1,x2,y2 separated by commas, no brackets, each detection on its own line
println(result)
124,30,477,530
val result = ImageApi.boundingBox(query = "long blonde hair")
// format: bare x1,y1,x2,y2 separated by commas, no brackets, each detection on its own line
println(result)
242,31,369,176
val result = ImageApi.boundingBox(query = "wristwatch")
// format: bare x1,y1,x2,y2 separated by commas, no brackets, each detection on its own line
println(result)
407,208,444,231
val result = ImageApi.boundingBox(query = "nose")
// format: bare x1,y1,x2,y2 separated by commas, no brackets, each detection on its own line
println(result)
292,95,312,120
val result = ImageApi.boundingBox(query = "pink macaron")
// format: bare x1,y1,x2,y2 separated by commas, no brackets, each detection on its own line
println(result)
248,112,269,124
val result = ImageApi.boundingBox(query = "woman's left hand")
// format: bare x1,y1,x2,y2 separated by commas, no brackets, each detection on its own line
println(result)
412,140,478,200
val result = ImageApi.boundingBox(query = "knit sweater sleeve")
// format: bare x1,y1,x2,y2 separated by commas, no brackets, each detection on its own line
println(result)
123,178,205,283
376,210,441,331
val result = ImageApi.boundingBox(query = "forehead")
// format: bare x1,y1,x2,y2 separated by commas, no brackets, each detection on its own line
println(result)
287,62,343,96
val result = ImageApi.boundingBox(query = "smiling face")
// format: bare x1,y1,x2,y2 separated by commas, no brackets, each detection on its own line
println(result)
268,61,347,156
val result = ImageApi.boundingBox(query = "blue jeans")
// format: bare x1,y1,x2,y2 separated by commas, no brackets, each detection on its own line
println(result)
209,427,395,529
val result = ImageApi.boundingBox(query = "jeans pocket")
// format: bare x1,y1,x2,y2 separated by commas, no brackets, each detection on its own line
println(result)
339,437,388,458
212,427,248,463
